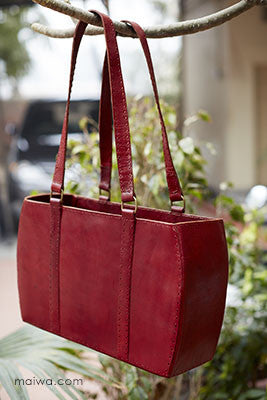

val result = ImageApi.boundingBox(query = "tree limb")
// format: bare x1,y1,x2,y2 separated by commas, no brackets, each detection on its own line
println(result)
31,0,267,39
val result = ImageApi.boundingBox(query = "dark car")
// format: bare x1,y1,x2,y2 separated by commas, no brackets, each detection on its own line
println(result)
7,99,99,222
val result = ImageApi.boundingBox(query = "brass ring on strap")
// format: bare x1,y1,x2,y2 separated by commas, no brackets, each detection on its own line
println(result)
121,196,137,214
99,188,111,201
50,189,64,202
171,195,185,213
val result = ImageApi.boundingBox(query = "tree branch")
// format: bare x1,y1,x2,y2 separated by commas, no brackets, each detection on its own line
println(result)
31,0,267,39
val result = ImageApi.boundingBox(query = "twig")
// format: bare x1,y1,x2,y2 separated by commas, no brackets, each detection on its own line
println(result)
31,0,267,39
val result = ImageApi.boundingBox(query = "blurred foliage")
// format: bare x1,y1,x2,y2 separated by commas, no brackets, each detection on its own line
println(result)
0,6,30,82
67,97,210,213
0,325,122,400
66,97,267,399
200,198,267,399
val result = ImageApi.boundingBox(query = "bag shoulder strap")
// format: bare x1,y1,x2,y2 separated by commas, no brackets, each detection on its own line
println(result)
99,52,113,196
49,12,137,346
98,21,183,203
51,14,135,203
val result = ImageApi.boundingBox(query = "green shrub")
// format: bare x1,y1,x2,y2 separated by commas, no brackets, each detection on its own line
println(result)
66,97,267,400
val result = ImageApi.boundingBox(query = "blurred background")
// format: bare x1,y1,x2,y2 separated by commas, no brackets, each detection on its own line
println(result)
0,0,266,399
1,0,267,240
0,0,182,239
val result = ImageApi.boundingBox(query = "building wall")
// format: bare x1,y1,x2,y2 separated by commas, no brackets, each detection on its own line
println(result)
182,0,228,188
226,5,267,187
256,66,267,184
183,1,267,190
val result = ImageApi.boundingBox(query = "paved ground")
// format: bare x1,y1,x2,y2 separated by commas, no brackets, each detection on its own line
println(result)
0,239,21,337
0,239,106,400
0,238,57,399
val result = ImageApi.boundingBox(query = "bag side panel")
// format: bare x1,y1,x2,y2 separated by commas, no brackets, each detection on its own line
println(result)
170,220,228,376
17,200,50,329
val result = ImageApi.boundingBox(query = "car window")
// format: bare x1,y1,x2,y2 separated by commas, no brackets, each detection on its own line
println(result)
20,101,99,141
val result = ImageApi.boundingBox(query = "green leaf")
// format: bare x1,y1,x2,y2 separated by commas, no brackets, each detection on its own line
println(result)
129,386,148,400
79,117,89,132
140,376,152,393
0,360,29,400
0,326,119,399
197,109,211,122
72,145,87,156
230,204,245,222
239,389,266,399
212,392,228,399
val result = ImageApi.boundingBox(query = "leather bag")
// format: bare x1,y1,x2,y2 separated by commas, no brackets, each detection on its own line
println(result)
17,11,228,377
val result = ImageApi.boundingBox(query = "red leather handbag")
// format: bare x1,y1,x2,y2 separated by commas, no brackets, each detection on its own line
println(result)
17,11,228,378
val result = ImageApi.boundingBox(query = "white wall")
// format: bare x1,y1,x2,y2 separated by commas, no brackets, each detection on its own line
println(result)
183,1,267,190
183,0,228,187
226,5,267,188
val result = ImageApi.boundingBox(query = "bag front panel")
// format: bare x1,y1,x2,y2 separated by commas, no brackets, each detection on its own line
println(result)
18,198,182,376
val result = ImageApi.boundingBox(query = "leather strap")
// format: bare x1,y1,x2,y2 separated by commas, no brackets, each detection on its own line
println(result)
51,21,86,195
98,21,183,202
49,11,136,357
49,197,62,334
51,14,135,202
49,21,87,336
117,208,136,361
94,10,136,362
99,52,113,194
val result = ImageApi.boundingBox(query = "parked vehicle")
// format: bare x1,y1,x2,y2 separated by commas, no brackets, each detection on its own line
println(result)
7,99,99,223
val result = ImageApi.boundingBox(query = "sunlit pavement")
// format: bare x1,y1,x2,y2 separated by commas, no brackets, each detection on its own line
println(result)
0,239,106,400
0,238,21,337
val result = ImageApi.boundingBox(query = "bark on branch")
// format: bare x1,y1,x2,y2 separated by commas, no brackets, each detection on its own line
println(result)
31,0,267,39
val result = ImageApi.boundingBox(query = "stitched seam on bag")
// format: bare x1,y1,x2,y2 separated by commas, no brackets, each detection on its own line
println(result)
49,206,54,331
49,205,54,332
167,225,185,376
174,227,186,376
117,215,126,359
49,203,61,334
117,214,135,361
56,205,61,333
166,225,183,376
127,217,135,360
